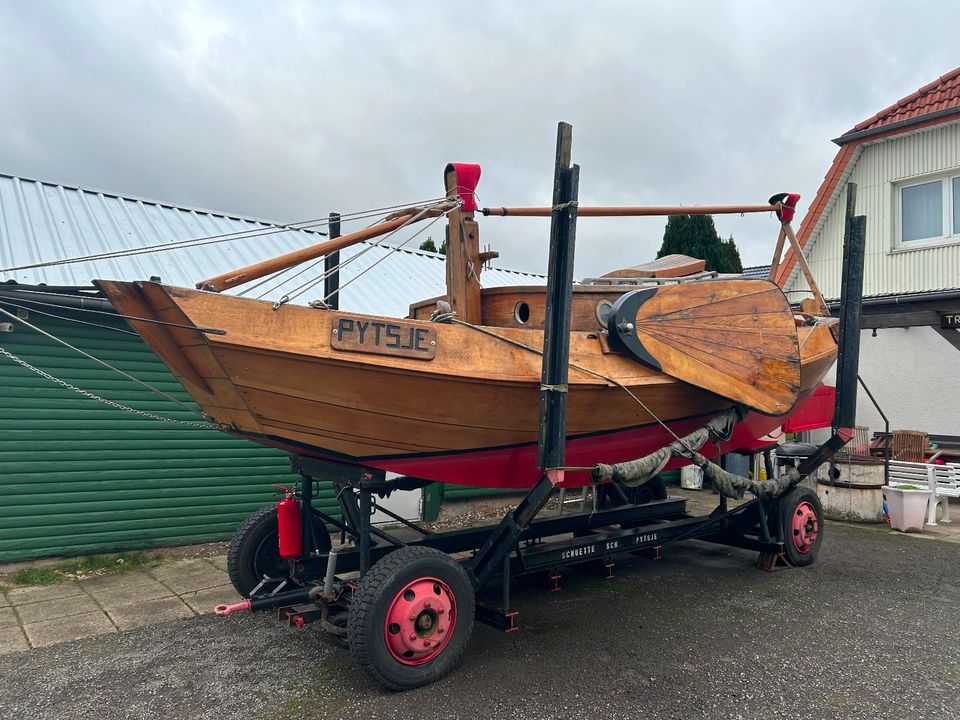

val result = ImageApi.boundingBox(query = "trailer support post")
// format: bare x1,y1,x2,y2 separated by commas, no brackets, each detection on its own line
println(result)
467,122,580,591
358,489,371,576
797,184,867,476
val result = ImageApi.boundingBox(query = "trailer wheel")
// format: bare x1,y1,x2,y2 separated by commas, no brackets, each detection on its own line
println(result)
348,546,475,690
777,486,823,567
227,504,331,596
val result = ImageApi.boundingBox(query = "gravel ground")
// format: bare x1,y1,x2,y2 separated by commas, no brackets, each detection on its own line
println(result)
1,524,957,720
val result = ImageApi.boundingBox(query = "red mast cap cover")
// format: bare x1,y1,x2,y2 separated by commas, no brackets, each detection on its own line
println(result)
768,192,801,223
445,163,481,212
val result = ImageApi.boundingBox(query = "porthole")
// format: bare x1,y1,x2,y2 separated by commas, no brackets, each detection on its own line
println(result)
596,300,613,328
514,301,530,324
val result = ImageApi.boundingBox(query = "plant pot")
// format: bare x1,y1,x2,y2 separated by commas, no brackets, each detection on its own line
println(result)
882,486,932,533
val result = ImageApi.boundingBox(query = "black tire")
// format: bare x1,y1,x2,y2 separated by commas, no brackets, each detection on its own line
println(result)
777,486,823,567
348,546,475,691
227,504,331,596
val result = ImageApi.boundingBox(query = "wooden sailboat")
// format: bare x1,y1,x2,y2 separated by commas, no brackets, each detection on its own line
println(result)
96,164,837,489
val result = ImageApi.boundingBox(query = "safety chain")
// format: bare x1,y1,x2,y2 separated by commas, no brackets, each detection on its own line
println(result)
0,345,214,429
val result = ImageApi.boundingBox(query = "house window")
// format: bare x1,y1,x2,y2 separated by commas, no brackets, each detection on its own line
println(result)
897,174,960,246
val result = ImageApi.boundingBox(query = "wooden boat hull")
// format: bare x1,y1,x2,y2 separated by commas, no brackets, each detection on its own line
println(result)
95,280,838,489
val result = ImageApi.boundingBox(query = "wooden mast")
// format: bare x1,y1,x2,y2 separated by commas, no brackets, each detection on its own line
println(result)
444,165,482,324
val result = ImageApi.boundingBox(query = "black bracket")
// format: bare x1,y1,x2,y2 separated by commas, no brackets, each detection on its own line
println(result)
605,288,662,370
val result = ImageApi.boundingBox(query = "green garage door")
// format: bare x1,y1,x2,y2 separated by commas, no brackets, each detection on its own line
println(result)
0,307,340,562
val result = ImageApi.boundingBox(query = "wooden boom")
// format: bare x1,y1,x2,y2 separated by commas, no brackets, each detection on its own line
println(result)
196,205,453,293
196,198,781,294
482,204,780,217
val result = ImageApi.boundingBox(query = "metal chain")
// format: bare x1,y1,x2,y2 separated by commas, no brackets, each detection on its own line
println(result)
0,345,214,429
0,305,205,416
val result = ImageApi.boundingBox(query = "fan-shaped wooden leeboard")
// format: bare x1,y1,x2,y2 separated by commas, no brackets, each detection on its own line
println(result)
612,279,801,416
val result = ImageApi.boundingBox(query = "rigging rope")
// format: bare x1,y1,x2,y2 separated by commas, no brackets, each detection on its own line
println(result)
242,196,456,300
446,313,802,500
314,211,449,307
0,345,212,428
0,195,453,273
0,306,207,418
447,318,701,455
0,295,225,335
0,298,139,337
446,318,804,499
272,201,457,309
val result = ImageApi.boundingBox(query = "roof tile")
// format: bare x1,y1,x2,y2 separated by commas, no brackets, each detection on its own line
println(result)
850,66,960,133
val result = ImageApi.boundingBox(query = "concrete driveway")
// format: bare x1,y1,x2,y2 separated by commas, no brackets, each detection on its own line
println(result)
0,524,957,720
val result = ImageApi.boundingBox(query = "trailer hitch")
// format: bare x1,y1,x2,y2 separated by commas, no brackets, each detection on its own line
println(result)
214,586,317,616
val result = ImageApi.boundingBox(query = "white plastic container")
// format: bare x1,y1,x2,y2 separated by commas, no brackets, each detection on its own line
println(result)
680,465,703,490
883,486,931,533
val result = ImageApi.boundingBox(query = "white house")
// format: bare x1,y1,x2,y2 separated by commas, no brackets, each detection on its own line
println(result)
780,68,960,440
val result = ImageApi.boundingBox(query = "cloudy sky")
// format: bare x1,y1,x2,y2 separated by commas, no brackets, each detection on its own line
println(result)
2,0,959,279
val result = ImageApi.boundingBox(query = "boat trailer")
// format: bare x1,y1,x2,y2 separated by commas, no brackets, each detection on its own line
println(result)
214,124,868,690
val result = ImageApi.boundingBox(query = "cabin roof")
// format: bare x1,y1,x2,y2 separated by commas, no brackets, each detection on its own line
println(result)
0,173,541,318
776,67,960,287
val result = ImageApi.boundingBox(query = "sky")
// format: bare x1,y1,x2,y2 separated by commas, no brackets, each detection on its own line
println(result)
2,0,960,280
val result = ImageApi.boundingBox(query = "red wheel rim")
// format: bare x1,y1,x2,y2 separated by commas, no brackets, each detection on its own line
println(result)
384,576,456,665
790,501,819,554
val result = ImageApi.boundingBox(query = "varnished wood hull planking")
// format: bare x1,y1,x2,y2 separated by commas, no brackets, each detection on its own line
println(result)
95,280,838,488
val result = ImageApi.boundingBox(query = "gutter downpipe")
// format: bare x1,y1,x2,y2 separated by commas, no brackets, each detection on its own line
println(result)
0,287,117,312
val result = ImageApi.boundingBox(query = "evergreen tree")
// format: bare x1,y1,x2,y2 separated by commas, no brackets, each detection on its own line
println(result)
419,236,444,254
718,235,743,273
656,215,743,273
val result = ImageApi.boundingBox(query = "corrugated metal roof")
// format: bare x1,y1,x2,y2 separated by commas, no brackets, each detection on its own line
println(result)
0,173,542,318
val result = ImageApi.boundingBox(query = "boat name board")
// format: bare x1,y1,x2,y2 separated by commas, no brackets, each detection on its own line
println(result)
331,315,437,360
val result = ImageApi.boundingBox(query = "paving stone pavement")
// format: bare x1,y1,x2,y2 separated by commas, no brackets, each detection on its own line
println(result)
0,556,239,654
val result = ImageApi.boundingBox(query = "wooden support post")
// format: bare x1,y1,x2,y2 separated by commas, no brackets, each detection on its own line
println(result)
833,183,865,432
323,212,341,310
537,121,579,474
782,222,829,315
768,226,786,282
444,169,482,324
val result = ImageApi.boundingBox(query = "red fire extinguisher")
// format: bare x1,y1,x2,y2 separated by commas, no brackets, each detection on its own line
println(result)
276,486,303,559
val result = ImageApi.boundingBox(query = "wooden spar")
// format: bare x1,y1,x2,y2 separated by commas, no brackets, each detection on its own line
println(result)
782,223,829,315
482,204,779,217
444,167,482,324
768,226,787,282
195,205,452,293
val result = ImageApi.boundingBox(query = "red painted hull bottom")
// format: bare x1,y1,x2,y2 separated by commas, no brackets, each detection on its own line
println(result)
249,388,828,489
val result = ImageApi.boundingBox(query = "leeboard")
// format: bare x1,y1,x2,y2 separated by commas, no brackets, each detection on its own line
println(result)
626,279,801,415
